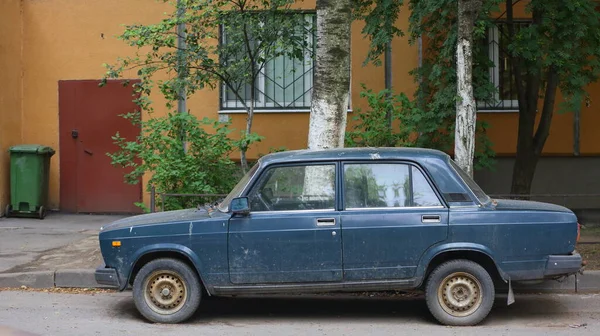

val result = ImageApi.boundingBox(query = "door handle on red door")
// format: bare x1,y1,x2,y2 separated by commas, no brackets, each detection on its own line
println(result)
84,149,93,155
422,215,441,223
316,218,336,226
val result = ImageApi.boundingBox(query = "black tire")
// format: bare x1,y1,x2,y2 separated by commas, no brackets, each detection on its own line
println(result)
132,258,202,323
425,259,495,326
38,206,46,220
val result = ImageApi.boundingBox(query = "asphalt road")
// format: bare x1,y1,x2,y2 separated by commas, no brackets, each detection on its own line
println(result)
0,291,599,335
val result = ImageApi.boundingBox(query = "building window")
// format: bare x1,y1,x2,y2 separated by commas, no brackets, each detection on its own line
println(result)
220,14,315,111
479,22,529,112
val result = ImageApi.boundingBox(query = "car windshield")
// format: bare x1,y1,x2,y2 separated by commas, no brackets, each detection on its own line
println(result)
449,159,490,204
218,163,260,213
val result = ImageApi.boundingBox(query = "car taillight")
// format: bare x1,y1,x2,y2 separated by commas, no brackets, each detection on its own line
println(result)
577,223,581,243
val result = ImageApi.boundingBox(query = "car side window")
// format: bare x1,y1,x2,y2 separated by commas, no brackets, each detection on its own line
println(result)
344,163,441,209
248,164,336,212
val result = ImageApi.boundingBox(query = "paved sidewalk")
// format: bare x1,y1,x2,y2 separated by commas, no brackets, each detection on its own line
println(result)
0,213,125,288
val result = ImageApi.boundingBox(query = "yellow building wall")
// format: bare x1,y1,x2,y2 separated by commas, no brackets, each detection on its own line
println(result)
5,0,600,210
21,0,171,209
19,0,418,209
0,0,23,213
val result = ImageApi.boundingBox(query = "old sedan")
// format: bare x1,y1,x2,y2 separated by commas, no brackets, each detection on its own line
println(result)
96,148,582,326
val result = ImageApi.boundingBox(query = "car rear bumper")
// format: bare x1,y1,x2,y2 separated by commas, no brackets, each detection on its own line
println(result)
95,264,120,288
544,252,583,277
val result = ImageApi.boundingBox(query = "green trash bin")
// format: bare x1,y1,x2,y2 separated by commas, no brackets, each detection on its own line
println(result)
6,144,55,219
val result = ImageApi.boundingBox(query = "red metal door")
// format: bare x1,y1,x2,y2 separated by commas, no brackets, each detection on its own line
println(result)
59,80,141,213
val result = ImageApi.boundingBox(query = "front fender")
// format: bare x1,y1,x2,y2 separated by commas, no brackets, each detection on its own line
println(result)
123,243,206,291
414,242,509,286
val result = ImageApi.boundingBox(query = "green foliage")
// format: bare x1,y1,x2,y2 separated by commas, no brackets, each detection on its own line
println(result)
345,85,416,147
404,0,600,173
103,0,310,172
346,85,496,169
353,0,497,169
474,120,495,170
353,0,405,65
108,112,261,211
407,0,499,159
104,0,308,105
507,0,600,113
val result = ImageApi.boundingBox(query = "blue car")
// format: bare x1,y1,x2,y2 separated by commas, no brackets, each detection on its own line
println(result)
96,148,582,326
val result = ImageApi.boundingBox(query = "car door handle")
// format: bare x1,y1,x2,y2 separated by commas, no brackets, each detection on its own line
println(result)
422,215,441,223
316,218,336,226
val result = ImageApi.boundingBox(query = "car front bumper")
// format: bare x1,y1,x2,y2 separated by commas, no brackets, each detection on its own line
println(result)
544,252,584,277
95,264,121,288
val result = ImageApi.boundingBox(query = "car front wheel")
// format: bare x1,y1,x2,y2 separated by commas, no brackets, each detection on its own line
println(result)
132,258,201,323
425,259,495,326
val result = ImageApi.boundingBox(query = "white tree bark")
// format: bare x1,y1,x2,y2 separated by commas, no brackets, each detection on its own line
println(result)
307,0,352,150
454,0,482,178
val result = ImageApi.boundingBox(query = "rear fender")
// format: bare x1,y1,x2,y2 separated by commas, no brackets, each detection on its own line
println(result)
415,242,509,287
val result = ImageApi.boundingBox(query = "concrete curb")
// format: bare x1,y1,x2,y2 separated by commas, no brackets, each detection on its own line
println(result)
0,269,599,292
55,269,107,288
0,269,115,289
0,271,55,288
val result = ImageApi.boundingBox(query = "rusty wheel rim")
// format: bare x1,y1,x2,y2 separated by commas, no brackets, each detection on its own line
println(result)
437,272,483,317
143,270,187,315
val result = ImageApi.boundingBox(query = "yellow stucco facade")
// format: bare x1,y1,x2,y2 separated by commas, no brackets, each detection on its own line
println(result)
0,0,23,210
1,0,598,211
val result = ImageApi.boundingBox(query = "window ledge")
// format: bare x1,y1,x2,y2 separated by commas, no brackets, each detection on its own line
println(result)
477,109,519,113
218,109,354,114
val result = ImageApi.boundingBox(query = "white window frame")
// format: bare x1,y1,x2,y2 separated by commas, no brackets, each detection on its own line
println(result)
477,25,519,113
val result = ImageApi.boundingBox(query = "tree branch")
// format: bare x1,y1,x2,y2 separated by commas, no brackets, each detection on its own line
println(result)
492,0,524,22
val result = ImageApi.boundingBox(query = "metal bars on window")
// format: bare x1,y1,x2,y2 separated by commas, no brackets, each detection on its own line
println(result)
478,22,529,111
220,14,315,111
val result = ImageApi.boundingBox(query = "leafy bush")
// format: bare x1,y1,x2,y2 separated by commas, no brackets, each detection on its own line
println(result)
345,86,418,147
108,111,261,211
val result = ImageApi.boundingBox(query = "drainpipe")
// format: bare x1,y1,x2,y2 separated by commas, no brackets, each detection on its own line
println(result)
416,35,424,139
418,35,423,70
385,41,393,129
177,0,188,153
574,104,581,156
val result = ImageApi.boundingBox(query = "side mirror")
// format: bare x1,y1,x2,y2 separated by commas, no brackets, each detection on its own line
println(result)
230,197,250,215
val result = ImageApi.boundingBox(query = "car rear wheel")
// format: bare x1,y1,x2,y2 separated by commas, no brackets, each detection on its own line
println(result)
133,258,201,323
425,259,495,326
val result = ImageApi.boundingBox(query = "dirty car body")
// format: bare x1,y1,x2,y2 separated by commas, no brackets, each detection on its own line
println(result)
96,148,582,325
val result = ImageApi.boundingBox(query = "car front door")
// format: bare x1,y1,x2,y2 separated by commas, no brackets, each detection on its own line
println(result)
228,163,342,284
340,162,449,281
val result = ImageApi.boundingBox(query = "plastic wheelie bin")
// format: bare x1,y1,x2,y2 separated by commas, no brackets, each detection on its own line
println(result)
5,145,55,219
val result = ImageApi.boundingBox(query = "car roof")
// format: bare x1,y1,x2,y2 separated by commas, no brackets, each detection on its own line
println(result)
258,147,449,165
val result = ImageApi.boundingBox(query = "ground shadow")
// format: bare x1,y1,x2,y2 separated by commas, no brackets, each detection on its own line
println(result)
111,292,570,326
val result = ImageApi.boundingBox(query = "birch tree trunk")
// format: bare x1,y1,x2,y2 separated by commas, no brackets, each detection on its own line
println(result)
307,0,352,150
240,85,255,174
454,0,482,177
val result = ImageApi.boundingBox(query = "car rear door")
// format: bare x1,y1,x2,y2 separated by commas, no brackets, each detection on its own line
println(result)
340,161,449,281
